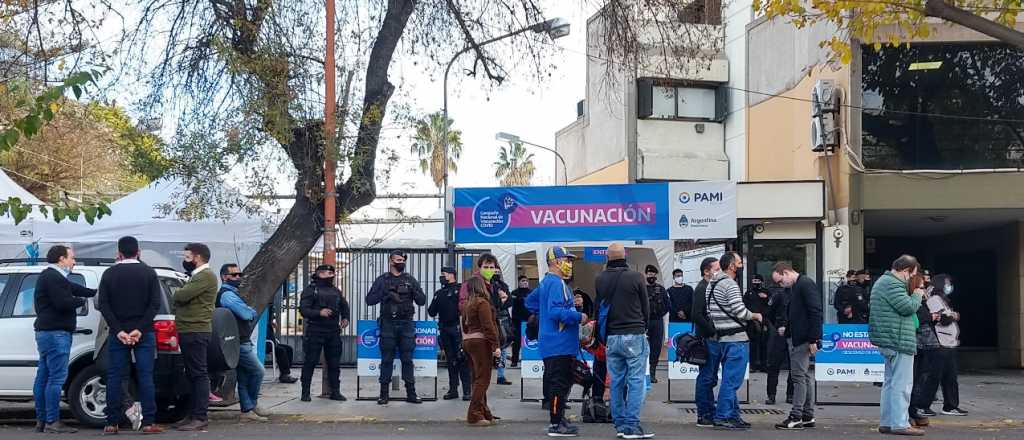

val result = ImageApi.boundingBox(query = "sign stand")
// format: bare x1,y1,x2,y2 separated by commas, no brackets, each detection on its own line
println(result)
355,320,440,402
813,323,883,407
665,323,750,404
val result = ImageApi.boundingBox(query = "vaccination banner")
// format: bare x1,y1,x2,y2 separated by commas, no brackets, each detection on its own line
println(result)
666,322,748,380
356,320,438,377
453,182,736,244
815,324,885,382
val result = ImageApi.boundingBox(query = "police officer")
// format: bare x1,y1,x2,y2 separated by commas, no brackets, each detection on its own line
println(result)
298,264,350,402
428,267,471,401
366,250,427,405
765,286,795,405
645,264,670,384
744,274,771,372
835,270,869,324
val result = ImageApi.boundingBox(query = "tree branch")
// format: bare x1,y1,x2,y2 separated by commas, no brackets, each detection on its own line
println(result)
924,0,1024,49
444,0,505,83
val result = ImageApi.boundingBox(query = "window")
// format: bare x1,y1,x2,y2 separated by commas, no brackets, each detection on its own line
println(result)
679,0,722,26
160,277,184,314
638,79,724,121
13,273,87,317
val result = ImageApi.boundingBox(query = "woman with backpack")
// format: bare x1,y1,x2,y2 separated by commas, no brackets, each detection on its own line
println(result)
921,274,967,417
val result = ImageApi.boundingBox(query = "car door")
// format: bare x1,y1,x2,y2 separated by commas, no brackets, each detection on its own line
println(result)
0,272,91,395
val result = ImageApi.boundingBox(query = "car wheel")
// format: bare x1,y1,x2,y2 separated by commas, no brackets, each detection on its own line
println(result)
68,365,106,428
155,395,192,424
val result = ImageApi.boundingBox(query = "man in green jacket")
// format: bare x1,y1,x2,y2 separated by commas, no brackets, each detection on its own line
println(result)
868,255,925,437
172,243,218,432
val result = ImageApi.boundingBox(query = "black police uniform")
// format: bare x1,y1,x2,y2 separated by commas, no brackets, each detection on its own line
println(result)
646,282,670,380
765,287,795,403
744,285,771,372
365,270,426,400
298,278,350,399
427,280,471,399
834,281,869,324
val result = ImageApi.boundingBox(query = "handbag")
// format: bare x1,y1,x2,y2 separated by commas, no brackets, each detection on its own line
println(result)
673,332,708,366
498,315,515,349
581,391,613,423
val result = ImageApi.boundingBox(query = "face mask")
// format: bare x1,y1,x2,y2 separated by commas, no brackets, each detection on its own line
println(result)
944,284,953,295
558,260,573,279
673,276,684,285
752,282,762,289
520,282,529,289
182,260,197,274
480,268,496,281
439,276,450,286
315,276,333,286
393,262,406,273
646,276,657,285
735,267,744,280
225,279,241,288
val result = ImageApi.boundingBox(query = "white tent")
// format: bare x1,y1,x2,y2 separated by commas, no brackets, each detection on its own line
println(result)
1,178,271,270
0,168,50,256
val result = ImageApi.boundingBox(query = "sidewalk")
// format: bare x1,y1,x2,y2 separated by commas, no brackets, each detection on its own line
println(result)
245,367,1024,429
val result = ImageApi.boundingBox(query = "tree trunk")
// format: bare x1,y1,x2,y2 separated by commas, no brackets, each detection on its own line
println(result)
924,0,1024,49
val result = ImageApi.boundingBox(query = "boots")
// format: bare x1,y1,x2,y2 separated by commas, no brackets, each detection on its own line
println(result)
301,384,311,402
377,385,390,405
406,386,423,404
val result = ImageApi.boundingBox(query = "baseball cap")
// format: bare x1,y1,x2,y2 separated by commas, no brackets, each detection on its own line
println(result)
546,246,576,261
389,250,407,259
315,264,336,272
441,266,457,275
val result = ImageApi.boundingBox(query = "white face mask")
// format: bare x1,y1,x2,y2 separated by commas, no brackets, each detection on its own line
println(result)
944,284,953,295
673,276,684,285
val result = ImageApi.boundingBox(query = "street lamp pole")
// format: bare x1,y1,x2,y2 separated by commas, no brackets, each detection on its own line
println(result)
442,18,570,266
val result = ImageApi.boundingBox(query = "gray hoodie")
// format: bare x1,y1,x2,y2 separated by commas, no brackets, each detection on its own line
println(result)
708,271,754,342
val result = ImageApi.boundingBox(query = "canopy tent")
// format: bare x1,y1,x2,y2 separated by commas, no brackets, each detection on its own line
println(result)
1,178,271,270
0,168,50,254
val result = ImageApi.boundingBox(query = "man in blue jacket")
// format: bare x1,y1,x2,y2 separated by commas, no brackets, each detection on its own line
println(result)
527,246,584,437
217,264,270,422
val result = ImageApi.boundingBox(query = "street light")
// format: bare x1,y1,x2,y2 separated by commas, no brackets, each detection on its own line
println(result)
495,132,568,186
442,17,571,266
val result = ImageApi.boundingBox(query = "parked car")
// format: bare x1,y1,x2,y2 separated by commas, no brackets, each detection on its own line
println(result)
0,259,239,428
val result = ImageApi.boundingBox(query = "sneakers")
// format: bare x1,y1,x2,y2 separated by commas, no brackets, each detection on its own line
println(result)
126,401,143,431
775,417,805,430
696,418,714,428
889,427,925,436
175,419,209,432
496,378,513,385
801,417,816,428
942,408,968,416
713,419,750,431
278,375,298,384
621,426,655,439
142,425,164,434
103,425,119,436
917,408,937,417
43,422,78,434
240,411,269,423
208,392,223,403
547,421,580,437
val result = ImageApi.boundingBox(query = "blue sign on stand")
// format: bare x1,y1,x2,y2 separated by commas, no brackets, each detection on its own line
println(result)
815,324,884,382
519,322,593,379
356,320,438,377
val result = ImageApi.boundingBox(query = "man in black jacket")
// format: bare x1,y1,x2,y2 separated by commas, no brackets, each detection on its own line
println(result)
96,237,163,434
644,265,670,383
33,245,96,434
510,276,532,367
764,286,794,405
298,264,350,402
691,256,719,427
744,275,771,372
835,271,869,324
772,263,823,430
668,269,693,323
595,243,652,438
366,250,427,405
428,267,470,401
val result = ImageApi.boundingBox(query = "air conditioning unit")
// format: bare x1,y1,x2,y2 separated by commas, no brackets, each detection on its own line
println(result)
811,79,840,152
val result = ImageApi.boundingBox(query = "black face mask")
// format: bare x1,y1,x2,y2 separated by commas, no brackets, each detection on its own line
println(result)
646,277,657,285
393,262,406,273
735,268,744,281
225,279,241,288
314,277,333,286
182,260,196,275
439,276,450,286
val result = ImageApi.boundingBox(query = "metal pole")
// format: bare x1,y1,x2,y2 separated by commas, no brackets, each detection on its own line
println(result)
321,0,337,397
519,140,569,185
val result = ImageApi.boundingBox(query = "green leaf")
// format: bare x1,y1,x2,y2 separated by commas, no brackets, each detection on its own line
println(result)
52,206,66,223
23,115,42,137
97,201,112,216
38,205,49,219
0,201,8,217
71,84,82,99
66,207,81,222
83,206,98,224
11,205,28,225
43,107,55,122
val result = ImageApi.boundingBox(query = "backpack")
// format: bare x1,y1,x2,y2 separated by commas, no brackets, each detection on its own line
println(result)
673,332,708,366
581,394,613,424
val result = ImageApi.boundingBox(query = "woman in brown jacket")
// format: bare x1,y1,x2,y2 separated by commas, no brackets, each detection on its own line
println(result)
461,277,501,426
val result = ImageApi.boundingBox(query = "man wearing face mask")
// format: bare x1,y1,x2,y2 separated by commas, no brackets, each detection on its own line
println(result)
428,267,471,401
298,264,350,403
366,250,427,405
836,270,869,324
172,243,218,432
743,274,771,372
644,265,670,384
216,264,271,421
510,276,533,367
667,269,693,324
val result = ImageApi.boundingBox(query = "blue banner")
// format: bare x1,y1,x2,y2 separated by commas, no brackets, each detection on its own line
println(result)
356,320,439,377
454,184,669,243
815,324,885,382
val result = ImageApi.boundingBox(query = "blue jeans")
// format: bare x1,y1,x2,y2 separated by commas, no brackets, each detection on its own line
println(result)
106,332,157,426
606,334,649,432
880,347,915,430
695,340,721,421
497,348,507,380
237,342,265,412
34,331,72,424
715,341,749,422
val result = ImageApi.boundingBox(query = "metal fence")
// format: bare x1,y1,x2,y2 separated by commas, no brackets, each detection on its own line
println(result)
275,247,490,365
